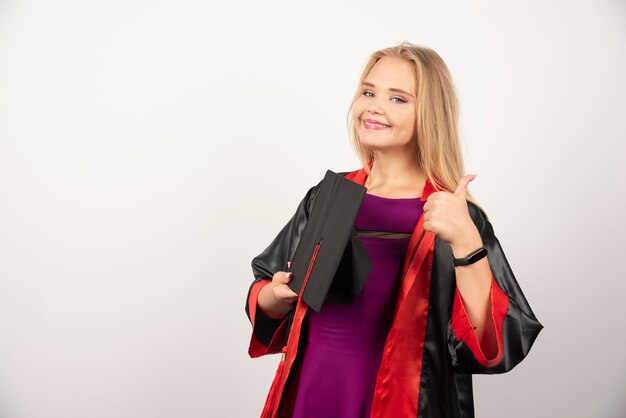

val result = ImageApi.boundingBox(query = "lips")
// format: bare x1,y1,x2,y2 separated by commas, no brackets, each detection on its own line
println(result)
363,119,391,130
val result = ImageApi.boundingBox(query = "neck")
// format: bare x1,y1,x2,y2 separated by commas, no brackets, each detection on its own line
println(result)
365,152,424,190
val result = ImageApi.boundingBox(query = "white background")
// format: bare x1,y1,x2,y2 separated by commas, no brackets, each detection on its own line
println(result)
1,0,625,417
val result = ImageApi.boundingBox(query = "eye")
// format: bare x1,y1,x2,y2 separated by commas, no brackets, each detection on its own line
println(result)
362,90,374,97
391,96,407,104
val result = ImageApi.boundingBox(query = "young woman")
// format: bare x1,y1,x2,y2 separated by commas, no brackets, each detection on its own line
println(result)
245,42,543,418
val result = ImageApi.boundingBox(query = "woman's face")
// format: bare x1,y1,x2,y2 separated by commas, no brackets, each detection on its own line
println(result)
353,57,417,154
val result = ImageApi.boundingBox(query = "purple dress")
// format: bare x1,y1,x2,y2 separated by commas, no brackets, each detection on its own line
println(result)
292,192,425,418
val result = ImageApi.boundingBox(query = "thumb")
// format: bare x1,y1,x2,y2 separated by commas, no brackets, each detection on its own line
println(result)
454,174,477,197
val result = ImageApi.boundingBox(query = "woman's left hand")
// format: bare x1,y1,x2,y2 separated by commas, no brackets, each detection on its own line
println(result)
423,174,480,248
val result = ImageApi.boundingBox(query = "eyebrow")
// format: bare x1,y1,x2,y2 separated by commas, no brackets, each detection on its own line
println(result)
361,81,414,98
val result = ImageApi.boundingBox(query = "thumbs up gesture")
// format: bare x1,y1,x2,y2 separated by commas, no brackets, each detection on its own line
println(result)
423,174,480,248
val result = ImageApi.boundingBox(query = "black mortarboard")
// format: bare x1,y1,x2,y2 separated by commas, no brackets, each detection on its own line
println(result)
287,169,372,313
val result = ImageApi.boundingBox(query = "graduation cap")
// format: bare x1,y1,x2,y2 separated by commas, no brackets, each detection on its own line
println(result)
286,169,372,313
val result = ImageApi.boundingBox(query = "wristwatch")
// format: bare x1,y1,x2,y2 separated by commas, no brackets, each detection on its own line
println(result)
453,246,487,267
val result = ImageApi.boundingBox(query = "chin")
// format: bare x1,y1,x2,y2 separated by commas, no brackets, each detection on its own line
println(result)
358,139,391,151
359,131,391,144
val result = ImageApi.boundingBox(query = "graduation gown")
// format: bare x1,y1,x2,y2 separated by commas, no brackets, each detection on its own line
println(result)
245,165,543,418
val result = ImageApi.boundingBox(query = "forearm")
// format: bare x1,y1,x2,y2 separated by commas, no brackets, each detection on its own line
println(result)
450,227,498,359
257,281,295,319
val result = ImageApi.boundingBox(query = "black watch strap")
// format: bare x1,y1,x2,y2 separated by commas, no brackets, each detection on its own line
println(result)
453,247,487,266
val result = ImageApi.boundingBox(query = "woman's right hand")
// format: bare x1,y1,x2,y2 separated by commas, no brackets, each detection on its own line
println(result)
271,271,299,305
257,263,299,318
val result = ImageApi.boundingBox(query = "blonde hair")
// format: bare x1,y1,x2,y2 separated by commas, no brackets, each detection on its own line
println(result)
347,41,487,218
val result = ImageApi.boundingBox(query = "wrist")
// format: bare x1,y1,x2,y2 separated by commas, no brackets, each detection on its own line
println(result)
450,226,483,258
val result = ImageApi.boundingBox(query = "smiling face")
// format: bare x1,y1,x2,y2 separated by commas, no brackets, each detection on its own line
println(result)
353,56,418,155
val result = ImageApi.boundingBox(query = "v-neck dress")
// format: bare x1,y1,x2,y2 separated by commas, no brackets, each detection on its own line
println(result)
292,192,425,418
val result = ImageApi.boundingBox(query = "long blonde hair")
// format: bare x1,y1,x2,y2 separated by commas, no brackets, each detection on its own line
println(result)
347,41,487,218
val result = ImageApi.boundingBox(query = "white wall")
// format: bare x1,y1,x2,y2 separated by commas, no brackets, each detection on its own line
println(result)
0,0,624,417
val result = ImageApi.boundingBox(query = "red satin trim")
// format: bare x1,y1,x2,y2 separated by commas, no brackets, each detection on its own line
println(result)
248,280,289,358
450,274,509,367
248,280,271,357
261,241,322,418
371,217,435,417
348,165,438,417
345,162,370,184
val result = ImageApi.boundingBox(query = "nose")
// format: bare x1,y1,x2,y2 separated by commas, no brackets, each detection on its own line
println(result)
364,92,386,116
368,105,383,115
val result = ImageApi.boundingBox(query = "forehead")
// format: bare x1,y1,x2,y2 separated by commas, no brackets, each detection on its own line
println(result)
364,57,416,94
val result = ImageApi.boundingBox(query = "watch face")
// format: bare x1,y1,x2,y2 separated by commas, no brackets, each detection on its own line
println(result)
468,248,487,263
454,247,487,266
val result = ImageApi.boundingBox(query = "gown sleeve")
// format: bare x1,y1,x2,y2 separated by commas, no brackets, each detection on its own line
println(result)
447,202,544,374
244,182,320,358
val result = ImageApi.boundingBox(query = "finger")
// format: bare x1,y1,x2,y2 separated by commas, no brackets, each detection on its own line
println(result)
276,285,298,300
424,193,439,211
453,174,477,197
281,272,292,284
273,271,292,284
424,191,444,209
